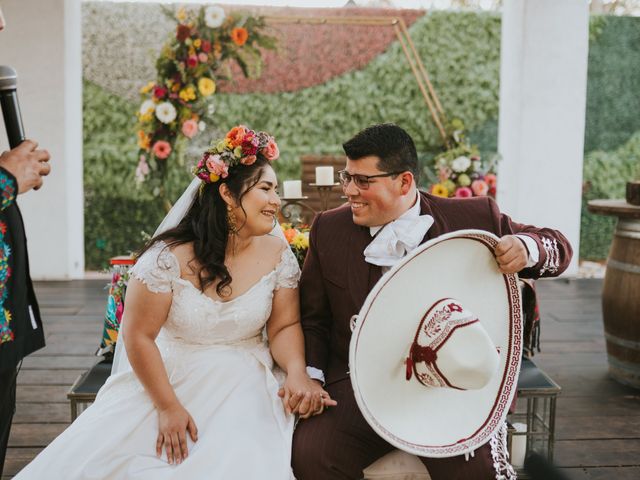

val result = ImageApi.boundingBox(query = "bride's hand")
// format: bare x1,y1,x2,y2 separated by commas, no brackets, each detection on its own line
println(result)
279,371,337,419
156,402,198,465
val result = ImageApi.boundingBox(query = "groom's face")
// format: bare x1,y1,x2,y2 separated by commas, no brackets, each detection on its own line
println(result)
343,155,406,227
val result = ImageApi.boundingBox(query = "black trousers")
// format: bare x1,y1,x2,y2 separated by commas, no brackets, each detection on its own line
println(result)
0,366,19,477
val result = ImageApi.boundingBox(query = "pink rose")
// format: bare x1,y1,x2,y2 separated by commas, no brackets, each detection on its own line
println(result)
198,52,208,63
471,179,489,196
241,155,257,165
152,140,171,160
455,187,472,198
181,119,198,139
206,154,229,178
261,139,279,161
438,166,452,182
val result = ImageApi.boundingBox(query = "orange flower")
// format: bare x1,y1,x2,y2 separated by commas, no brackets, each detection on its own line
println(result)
225,126,246,147
284,228,298,244
137,130,150,150
231,27,248,46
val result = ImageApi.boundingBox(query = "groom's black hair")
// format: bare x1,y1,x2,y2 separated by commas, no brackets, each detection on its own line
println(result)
342,123,419,183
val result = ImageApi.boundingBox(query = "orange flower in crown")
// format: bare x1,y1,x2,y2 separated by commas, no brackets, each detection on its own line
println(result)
194,125,279,184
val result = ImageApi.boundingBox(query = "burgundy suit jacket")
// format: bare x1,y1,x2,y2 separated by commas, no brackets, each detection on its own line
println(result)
299,191,572,385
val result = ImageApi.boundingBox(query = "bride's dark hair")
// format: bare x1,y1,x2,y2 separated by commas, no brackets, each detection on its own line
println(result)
138,155,273,297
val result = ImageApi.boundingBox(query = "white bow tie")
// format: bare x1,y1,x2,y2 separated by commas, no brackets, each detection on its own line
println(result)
364,215,434,267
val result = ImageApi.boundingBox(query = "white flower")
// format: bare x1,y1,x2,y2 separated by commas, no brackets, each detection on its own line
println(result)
155,102,177,124
198,121,206,132
139,99,155,116
451,155,471,173
204,6,225,28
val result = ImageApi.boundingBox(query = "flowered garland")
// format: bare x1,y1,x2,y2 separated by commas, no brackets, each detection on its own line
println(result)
135,5,277,198
281,223,310,268
194,125,279,184
428,118,498,199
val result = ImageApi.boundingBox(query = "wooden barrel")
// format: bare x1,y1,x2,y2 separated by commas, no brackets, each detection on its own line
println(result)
602,218,640,388
588,200,640,388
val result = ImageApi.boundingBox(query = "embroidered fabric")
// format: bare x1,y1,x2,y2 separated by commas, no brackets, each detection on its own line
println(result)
490,422,518,480
539,237,560,276
0,169,16,211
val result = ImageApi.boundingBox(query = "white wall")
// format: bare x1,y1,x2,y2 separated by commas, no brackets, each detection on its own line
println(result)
0,0,84,279
497,0,589,276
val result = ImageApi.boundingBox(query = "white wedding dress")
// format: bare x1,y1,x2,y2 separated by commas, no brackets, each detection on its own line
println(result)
15,240,299,479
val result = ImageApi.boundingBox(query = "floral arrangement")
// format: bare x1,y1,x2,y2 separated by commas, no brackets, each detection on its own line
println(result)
281,223,310,268
135,5,276,193
194,125,279,184
97,266,131,357
428,119,498,199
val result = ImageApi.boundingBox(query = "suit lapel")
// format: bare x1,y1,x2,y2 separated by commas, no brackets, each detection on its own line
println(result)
347,225,380,309
419,191,443,244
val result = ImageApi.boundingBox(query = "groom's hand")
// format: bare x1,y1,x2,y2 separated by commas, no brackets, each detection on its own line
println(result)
278,380,337,419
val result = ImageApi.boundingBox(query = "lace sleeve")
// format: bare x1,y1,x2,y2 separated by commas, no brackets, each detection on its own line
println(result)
275,246,301,290
129,241,180,293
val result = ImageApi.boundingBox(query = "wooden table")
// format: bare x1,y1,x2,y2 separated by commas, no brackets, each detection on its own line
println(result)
587,199,640,388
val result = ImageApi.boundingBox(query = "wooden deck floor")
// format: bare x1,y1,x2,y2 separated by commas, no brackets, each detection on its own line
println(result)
3,278,640,478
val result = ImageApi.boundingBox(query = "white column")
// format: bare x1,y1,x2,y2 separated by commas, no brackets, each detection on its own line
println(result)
497,0,589,276
0,0,84,279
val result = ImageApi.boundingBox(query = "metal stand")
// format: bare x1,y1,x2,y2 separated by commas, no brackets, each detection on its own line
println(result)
309,183,341,212
280,197,316,224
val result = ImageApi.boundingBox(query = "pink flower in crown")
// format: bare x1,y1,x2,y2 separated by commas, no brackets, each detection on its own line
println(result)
455,187,472,198
241,155,257,165
206,154,229,178
242,133,259,156
471,179,489,196
261,138,279,161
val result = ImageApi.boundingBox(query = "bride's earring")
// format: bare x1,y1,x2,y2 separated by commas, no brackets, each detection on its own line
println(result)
227,205,239,235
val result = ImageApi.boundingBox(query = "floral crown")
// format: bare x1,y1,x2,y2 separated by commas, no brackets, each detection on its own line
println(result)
194,125,279,184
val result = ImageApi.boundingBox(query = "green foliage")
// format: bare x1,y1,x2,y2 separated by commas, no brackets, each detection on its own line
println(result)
581,131,640,259
584,16,640,153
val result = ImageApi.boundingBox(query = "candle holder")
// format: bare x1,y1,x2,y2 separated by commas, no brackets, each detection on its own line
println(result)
280,197,316,224
309,183,341,211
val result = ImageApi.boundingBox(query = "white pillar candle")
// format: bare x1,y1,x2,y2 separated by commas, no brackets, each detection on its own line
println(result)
510,423,527,468
315,166,335,186
283,180,302,199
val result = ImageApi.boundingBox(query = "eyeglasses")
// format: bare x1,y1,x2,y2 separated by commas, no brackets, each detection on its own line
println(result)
337,169,404,190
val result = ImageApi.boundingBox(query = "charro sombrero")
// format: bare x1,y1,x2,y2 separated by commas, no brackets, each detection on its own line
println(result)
349,229,522,458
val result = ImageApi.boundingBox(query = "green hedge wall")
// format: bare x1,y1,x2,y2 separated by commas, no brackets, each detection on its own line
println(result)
581,15,640,259
83,11,640,268
83,11,502,269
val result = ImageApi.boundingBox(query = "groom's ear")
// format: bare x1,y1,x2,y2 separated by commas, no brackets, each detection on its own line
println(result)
399,171,414,195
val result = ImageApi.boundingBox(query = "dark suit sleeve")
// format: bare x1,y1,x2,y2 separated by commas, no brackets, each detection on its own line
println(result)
0,167,17,212
487,197,573,279
299,212,332,374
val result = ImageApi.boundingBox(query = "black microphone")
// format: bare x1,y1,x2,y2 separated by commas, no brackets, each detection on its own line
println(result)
0,65,26,149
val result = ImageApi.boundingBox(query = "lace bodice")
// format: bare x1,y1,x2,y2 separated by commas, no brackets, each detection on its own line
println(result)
129,240,300,347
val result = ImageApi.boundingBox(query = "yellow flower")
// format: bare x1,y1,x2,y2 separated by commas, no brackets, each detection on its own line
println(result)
216,140,227,153
137,130,150,150
431,183,449,198
209,173,220,183
179,86,196,102
198,77,216,97
292,233,309,250
139,112,153,123
176,7,187,22
188,47,196,56
193,38,202,48
233,146,242,158
139,81,154,94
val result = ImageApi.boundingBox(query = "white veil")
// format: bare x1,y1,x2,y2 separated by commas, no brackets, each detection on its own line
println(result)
111,177,286,375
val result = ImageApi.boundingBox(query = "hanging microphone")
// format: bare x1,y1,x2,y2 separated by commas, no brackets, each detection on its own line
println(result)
0,65,26,149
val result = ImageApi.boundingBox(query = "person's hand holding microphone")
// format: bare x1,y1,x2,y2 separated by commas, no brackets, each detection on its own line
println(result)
0,140,50,193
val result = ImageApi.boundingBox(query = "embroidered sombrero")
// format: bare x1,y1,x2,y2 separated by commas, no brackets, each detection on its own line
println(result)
349,229,522,458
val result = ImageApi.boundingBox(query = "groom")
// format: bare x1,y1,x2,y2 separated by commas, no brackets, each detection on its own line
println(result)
291,123,572,479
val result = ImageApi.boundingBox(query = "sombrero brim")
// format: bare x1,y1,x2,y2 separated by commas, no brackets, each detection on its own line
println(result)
349,229,522,458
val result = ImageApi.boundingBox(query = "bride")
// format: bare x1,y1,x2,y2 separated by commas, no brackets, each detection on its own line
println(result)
15,126,335,479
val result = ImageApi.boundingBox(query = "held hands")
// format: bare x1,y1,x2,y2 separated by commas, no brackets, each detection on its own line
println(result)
156,402,198,465
0,140,51,194
494,235,529,274
278,371,337,419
